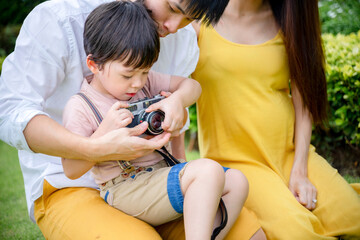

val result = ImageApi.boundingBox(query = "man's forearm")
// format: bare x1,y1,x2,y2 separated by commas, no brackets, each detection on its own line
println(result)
24,114,91,160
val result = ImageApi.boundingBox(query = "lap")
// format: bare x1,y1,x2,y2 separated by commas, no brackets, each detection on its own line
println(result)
34,177,262,240
218,151,360,239
34,180,161,240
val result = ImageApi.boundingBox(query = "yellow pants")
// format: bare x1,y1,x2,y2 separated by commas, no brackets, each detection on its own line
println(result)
218,150,360,240
34,180,261,240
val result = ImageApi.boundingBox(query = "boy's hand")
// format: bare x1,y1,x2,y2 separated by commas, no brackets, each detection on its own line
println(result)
95,101,133,137
145,91,184,136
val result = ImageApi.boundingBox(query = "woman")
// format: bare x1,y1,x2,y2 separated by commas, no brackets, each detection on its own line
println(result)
0,0,267,239
192,0,360,239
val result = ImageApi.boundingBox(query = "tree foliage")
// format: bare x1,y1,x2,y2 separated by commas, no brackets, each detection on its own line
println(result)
319,0,360,35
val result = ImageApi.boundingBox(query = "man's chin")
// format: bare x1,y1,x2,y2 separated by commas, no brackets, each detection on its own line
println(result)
158,32,169,38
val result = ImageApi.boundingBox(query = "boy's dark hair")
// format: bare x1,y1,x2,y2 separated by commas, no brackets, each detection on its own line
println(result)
84,1,159,70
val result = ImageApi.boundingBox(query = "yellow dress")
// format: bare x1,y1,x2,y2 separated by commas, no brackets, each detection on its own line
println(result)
192,23,360,240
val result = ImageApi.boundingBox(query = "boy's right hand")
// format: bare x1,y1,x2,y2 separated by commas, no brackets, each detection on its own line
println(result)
94,101,133,137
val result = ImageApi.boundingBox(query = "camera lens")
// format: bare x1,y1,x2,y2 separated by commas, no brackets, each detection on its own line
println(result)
145,111,165,135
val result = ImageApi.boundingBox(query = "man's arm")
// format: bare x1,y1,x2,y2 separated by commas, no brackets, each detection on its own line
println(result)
25,114,171,162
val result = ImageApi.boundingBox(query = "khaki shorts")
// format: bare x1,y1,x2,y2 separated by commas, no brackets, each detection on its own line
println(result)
99,160,188,226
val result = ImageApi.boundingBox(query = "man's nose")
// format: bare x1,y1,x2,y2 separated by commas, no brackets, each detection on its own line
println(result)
164,16,184,34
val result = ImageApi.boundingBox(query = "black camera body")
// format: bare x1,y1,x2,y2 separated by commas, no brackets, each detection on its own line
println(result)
126,94,165,135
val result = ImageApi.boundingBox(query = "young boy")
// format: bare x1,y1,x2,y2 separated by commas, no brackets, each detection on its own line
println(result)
62,1,249,239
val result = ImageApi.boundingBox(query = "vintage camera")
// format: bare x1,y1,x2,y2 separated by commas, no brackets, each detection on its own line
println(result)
126,94,165,135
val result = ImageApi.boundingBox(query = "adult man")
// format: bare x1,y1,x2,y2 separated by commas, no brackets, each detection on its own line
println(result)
0,0,265,239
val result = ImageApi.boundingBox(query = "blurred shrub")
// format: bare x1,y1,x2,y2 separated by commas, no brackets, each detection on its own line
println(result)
188,104,198,133
0,0,45,56
319,0,360,35
0,25,21,56
315,32,360,147
0,0,45,25
0,56,4,72
312,31,360,176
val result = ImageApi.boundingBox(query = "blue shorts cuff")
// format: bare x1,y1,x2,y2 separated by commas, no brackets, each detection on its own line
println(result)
167,162,187,214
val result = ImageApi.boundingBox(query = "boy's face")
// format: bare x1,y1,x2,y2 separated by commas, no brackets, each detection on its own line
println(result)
143,0,194,37
90,59,150,101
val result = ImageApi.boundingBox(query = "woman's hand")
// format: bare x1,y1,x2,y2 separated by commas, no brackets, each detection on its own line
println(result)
289,172,317,210
145,91,184,137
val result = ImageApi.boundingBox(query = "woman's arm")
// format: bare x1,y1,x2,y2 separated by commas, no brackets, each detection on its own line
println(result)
289,81,317,210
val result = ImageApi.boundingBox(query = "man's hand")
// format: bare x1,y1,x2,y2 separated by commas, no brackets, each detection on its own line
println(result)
90,121,171,162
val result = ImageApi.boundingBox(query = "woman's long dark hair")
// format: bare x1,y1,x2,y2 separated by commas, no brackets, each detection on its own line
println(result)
270,0,328,126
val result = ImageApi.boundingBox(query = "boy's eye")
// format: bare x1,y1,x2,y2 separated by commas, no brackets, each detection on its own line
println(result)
122,75,132,79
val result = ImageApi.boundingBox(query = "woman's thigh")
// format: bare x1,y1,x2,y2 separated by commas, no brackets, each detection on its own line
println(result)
307,151,360,237
228,163,336,240
34,180,161,240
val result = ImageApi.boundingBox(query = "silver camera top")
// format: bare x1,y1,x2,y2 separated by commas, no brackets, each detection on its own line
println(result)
126,94,165,114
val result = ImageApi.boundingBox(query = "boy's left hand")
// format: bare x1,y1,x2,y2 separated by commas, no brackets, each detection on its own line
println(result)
145,91,184,136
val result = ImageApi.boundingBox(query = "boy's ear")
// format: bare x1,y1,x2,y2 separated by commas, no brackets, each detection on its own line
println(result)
86,55,99,74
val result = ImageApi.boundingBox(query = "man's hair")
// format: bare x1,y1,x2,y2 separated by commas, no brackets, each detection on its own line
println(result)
184,0,229,25
84,1,160,70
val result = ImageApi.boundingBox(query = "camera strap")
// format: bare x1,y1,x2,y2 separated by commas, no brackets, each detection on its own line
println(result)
211,198,228,240
76,92,135,173
155,146,181,166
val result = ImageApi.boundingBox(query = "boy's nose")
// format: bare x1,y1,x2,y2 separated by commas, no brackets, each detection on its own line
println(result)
131,77,143,88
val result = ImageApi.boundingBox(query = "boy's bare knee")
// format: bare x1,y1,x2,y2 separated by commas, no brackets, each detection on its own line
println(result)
225,169,249,196
183,158,225,183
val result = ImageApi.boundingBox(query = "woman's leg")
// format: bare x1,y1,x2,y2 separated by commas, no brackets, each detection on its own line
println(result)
221,161,337,240
306,151,360,238
34,180,161,240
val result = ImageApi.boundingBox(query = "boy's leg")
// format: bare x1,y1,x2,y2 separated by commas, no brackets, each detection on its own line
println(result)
215,168,249,239
156,207,263,240
160,160,263,240
34,180,161,240
178,159,225,240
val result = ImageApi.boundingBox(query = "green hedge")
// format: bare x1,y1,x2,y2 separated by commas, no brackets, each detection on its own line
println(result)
311,32,360,176
320,31,360,147
0,56,4,73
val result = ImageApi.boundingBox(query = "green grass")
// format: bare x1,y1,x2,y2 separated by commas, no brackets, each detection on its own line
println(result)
1,140,359,239
0,141,44,239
